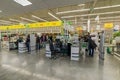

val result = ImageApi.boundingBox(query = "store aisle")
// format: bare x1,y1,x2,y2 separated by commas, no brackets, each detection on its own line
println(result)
0,50,119,80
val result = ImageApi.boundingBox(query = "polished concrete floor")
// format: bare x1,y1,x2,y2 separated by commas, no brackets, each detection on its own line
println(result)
0,49,120,80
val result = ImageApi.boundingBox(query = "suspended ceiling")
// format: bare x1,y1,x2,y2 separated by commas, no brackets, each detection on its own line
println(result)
0,0,120,26
0,0,93,17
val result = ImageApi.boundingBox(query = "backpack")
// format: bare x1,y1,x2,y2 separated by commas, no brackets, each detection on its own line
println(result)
91,40,97,49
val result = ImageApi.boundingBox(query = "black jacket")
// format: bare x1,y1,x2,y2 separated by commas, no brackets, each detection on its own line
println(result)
88,39,97,49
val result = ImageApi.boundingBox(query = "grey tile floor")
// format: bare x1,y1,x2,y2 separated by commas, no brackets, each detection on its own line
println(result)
0,49,120,80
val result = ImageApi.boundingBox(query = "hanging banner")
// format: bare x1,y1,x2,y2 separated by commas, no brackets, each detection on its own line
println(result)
0,21,62,30
76,27,83,31
29,21,62,28
104,23,113,29
0,26,8,30
96,25,100,30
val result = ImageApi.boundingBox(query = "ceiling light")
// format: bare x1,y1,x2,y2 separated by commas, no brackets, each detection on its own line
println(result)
81,16,120,21
100,16,120,19
32,15,48,22
61,16,75,19
81,11,120,17
20,17,37,22
14,0,32,6
61,11,120,18
94,4,120,10
0,10,2,12
78,4,85,7
48,12,61,21
76,20,120,24
0,20,13,23
56,9,89,14
10,18,22,23
0,23,10,25
67,20,75,21
0,22,15,26
57,4,120,14
102,20,120,22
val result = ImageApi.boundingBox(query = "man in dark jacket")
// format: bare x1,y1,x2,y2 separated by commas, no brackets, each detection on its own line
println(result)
88,37,97,57
26,35,30,52
36,35,40,50
49,41,56,59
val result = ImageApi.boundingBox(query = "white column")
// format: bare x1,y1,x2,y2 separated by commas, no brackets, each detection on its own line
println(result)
87,19,90,32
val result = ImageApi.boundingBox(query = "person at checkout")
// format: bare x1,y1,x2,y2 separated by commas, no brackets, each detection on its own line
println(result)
16,36,23,49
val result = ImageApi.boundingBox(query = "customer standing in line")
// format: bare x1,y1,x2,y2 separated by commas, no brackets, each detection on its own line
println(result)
88,36,97,57
36,34,40,51
26,34,30,52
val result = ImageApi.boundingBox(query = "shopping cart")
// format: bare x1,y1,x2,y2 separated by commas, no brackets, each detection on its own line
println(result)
80,41,88,56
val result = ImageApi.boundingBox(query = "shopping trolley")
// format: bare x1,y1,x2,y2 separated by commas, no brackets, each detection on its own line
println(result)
80,41,88,56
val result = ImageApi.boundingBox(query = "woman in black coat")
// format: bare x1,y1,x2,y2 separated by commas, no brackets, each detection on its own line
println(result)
88,37,97,57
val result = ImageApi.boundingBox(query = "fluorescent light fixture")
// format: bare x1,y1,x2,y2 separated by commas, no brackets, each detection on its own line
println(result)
32,15,48,22
14,0,32,6
61,11,120,18
77,21,87,23
0,23,10,25
102,20,120,22
0,20,13,23
82,11,120,17
10,18,22,23
76,20,120,24
48,12,61,21
94,4,120,10
82,16,120,21
57,4,120,14
61,16,75,18
0,22,13,25
56,9,89,14
100,16,120,19
78,4,85,7
67,20,75,21
20,17,37,22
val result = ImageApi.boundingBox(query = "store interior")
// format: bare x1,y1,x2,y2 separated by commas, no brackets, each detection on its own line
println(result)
0,0,120,80
0,0,119,58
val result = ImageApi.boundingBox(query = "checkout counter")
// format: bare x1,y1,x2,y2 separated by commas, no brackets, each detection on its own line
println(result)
18,42,27,53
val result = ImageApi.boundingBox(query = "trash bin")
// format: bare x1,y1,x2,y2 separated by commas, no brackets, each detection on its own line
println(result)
107,47,111,54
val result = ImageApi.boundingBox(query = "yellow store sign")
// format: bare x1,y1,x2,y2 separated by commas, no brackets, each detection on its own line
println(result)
76,27,83,31
0,21,62,30
104,23,113,29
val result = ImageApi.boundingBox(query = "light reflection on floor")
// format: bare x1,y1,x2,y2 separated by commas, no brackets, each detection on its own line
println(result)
0,50,119,80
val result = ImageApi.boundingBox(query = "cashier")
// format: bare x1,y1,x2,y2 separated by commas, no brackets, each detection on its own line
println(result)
16,37,23,49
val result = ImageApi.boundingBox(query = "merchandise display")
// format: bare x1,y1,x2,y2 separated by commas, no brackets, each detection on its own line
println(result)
114,36,120,55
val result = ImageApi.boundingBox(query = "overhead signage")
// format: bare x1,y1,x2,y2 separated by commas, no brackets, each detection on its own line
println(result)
96,25,100,30
104,23,113,29
76,27,83,31
0,21,62,30
114,25,120,31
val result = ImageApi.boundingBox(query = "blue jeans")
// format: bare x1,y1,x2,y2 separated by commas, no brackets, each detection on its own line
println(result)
36,43,40,50
89,48,94,56
26,42,30,52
